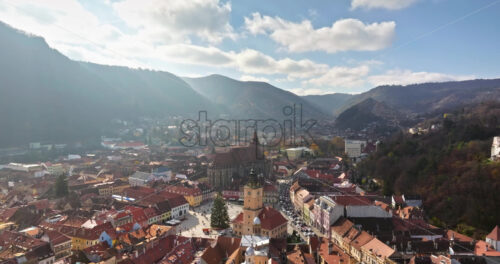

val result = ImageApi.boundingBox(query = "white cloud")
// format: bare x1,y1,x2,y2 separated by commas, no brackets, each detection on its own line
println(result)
288,88,332,96
112,0,235,44
305,65,370,88
0,0,476,96
244,13,396,53
0,0,330,81
240,75,270,82
234,49,328,78
156,44,234,66
351,0,418,10
368,69,475,86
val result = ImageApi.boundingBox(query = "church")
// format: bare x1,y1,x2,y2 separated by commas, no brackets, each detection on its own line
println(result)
231,169,288,239
207,132,268,190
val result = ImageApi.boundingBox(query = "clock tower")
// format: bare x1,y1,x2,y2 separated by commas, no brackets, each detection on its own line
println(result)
242,169,263,235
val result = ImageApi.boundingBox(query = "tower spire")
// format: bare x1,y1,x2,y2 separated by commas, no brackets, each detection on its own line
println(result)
251,130,259,145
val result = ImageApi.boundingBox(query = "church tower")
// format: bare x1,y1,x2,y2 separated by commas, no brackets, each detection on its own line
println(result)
242,169,263,235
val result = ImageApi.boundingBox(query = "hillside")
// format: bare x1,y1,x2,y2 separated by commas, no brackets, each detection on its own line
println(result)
184,74,327,120
335,79,500,116
356,101,500,236
333,98,408,131
301,93,353,117
0,22,214,147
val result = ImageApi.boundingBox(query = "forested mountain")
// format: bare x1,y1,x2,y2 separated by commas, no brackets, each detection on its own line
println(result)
301,93,353,117
335,79,500,116
184,74,327,120
356,101,500,236
333,98,408,131
1,20,499,148
0,22,213,147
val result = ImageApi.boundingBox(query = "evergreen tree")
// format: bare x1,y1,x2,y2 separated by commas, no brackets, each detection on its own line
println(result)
210,193,230,229
55,174,69,197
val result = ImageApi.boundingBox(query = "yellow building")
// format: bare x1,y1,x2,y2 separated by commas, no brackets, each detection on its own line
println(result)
232,170,287,239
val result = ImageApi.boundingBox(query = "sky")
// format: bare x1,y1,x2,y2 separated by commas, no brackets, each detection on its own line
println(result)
0,0,499,95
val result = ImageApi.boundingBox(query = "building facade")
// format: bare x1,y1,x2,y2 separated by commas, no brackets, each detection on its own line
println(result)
207,132,268,190
232,170,287,239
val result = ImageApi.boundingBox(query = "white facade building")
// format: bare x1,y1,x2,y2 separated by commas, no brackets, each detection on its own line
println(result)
345,139,366,158
128,171,153,187
491,136,500,161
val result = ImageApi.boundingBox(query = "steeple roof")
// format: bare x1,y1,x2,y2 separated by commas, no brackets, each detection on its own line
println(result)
247,169,260,189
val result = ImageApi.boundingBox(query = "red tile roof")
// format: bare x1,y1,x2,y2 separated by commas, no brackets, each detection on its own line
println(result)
122,186,156,199
125,206,148,225
72,222,116,240
0,207,18,222
129,236,182,264
446,230,473,243
163,185,201,196
263,183,278,192
143,207,158,219
487,225,500,241
42,229,71,245
304,169,339,183
232,212,243,224
361,238,395,258
232,207,287,230
475,240,500,256
351,231,373,250
159,192,188,208
330,195,372,206
200,236,241,264
318,238,350,264
259,207,287,230
331,218,354,236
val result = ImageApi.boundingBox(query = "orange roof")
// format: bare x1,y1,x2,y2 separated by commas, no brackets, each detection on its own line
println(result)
446,230,473,242
200,236,241,264
330,195,372,206
475,240,500,256
287,245,309,264
163,185,202,196
232,212,243,224
259,207,287,230
350,231,373,250
361,238,395,259
318,239,350,264
487,225,500,241
331,218,354,236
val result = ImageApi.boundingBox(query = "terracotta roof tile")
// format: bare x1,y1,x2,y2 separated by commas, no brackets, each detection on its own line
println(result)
486,225,500,241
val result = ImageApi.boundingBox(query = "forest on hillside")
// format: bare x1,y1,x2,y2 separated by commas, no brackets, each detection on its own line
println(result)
356,101,500,237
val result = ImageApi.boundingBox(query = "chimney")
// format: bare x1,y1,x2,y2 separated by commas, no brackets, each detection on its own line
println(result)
328,240,333,254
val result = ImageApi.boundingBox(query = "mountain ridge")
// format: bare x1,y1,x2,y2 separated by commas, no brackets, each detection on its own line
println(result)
183,74,328,120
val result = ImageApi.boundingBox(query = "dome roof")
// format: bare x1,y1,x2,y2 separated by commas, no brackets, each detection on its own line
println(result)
253,216,261,225
245,246,255,256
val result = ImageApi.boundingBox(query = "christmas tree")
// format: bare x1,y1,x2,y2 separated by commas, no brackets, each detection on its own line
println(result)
55,173,69,197
211,193,230,229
